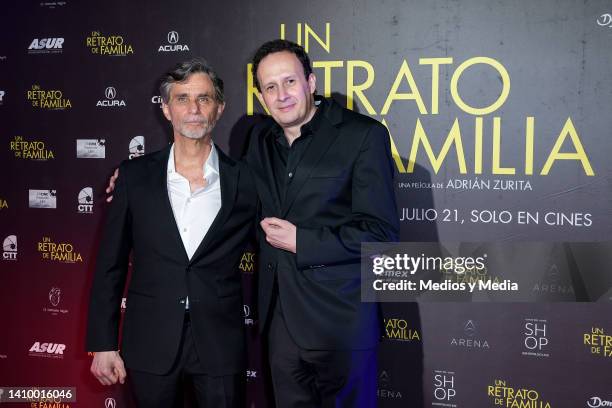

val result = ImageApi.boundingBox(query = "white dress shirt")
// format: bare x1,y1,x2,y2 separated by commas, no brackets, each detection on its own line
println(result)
167,142,222,308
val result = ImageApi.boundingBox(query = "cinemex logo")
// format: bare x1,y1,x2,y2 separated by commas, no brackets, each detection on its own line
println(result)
158,30,190,52
28,342,66,358
28,37,64,54
78,187,93,214
522,318,549,358
105,397,117,408
96,86,126,108
597,14,612,27
129,136,145,159
76,139,105,159
29,189,57,209
2,235,17,261
246,370,257,381
588,397,612,407
433,370,456,407
151,95,162,104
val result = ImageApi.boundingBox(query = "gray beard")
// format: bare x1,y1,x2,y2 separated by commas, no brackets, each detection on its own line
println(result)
179,120,216,140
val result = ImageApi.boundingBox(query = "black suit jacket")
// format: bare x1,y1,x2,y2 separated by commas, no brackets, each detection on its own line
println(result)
86,145,256,375
246,97,399,350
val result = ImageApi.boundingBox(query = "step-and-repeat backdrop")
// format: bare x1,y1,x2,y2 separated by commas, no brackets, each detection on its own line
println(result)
1,0,611,407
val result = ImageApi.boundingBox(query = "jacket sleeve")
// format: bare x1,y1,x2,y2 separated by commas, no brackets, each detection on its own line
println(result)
86,161,132,351
295,122,399,269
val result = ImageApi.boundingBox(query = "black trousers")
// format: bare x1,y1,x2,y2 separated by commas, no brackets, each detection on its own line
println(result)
128,313,244,408
267,299,378,408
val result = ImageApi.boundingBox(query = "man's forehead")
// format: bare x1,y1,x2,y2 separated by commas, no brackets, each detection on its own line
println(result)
259,52,304,78
170,73,213,93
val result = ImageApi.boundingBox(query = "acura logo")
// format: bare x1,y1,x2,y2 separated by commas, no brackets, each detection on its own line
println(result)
105,87,116,100
105,397,116,408
167,31,179,44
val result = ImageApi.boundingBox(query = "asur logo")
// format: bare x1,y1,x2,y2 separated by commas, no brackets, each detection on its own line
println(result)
2,235,17,261
78,187,94,214
28,342,66,356
49,287,61,307
97,86,126,107
129,136,145,159
158,31,190,52
28,38,64,53
105,397,117,408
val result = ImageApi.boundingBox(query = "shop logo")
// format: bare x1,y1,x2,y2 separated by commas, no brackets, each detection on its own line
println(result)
433,370,456,407
522,318,549,358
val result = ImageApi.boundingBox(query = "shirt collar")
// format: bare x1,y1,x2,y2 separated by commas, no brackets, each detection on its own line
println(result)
272,97,323,145
167,142,219,179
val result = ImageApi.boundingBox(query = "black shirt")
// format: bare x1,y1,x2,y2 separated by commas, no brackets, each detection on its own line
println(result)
269,101,323,205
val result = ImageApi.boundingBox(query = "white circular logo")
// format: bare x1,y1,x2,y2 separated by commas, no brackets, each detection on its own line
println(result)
167,31,179,44
597,13,612,27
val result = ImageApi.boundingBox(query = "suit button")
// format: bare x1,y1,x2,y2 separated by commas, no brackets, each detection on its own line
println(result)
179,299,186,304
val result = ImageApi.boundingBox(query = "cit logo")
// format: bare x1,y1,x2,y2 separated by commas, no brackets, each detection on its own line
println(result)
105,397,117,408
168,31,179,44
129,136,145,159
49,287,61,307
588,397,612,407
3,235,17,260
105,87,116,100
78,187,94,213
597,14,612,27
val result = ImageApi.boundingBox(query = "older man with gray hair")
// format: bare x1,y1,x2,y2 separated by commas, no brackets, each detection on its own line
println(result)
86,58,256,407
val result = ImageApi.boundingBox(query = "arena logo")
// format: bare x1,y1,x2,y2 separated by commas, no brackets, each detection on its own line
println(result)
28,342,66,359
29,190,57,209
86,31,134,56
433,370,456,407
377,370,403,399
450,320,490,349
487,379,551,408
583,327,612,358
129,136,145,159
239,251,255,273
76,139,105,159
522,318,549,358
158,31,190,52
96,86,126,107
37,236,83,263
10,136,55,160
77,187,93,214
44,287,69,316
243,304,254,326
105,397,117,408
588,397,612,407
28,37,64,54
0,198,7,210
2,235,17,261
532,263,575,297
597,14,612,27
27,84,72,110
383,318,420,342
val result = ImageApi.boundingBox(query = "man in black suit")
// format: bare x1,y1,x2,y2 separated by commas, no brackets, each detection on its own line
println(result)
87,59,255,407
246,40,399,407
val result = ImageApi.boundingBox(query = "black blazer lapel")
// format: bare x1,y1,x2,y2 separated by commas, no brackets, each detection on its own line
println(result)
189,150,239,263
147,146,191,263
281,117,339,217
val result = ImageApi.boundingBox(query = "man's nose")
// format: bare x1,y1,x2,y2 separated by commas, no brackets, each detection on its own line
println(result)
187,98,200,113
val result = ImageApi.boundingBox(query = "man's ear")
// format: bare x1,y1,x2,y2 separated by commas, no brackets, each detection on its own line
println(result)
161,102,171,121
308,73,316,94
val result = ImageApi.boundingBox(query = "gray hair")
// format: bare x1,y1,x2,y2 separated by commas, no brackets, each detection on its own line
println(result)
159,58,224,103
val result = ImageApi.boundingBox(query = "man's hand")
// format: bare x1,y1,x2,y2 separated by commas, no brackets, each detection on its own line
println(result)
90,351,126,385
260,217,297,253
105,168,119,203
